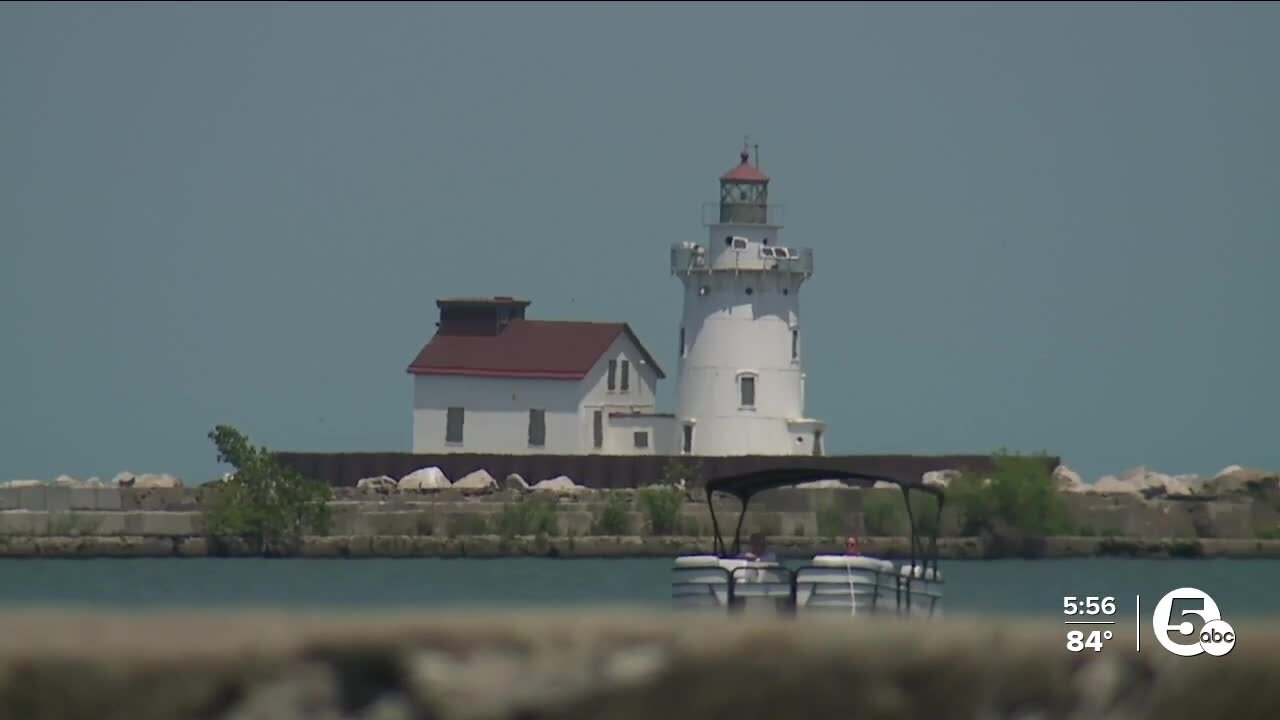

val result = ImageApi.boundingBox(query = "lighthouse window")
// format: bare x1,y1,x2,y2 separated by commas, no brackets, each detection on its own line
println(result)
679,327,686,358
791,329,799,361
745,287,753,296
682,424,694,454
739,375,756,408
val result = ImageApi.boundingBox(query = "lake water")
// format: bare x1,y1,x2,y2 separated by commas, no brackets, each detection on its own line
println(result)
1,558,1276,618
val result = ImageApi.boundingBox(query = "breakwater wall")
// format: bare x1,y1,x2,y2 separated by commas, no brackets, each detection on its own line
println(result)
1,609,1278,720
270,451,1042,488
3,534,1280,559
2,484,1276,542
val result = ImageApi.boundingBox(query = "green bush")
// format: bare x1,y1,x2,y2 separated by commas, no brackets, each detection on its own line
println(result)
592,493,632,535
496,496,559,537
202,425,332,556
638,485,685,536
660,458,704,487
816,503,846,538
448,513,491,537
950,451,1069,538
863,493,904,536
908,492,940,536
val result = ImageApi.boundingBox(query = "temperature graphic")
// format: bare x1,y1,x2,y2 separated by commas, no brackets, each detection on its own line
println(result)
1067,629,1113,652
1062,595,1119,653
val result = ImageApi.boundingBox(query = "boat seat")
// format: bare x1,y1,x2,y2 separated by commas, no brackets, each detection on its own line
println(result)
898,564,943,582
809,555,895,573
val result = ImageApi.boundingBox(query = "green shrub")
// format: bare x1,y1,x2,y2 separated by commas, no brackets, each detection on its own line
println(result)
1256,526,1280,540
863,493,904,536
908,493,940,536
950,451,1069,538
660,458,704,487
638,485,685,536
448,513,491,537
495,496,559,537
203,425,332,556
592,493,632,535
816,502,845,538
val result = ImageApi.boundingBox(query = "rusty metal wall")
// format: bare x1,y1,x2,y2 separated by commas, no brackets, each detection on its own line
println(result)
272,452,1058,489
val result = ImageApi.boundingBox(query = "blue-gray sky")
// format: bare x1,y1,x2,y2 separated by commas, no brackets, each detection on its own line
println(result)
3,2,1278,483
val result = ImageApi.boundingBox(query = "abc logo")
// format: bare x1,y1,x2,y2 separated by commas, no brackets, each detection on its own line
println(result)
1151,587,1236,657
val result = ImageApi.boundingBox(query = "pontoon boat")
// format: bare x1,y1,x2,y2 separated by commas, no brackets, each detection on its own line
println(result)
671,467,944,617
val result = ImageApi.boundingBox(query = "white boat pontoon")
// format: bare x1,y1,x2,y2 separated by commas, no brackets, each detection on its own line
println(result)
671,467,944,618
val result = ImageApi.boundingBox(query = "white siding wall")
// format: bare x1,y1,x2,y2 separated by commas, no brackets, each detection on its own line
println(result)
576,334,663,452
603,414,677,455
412,375,581,454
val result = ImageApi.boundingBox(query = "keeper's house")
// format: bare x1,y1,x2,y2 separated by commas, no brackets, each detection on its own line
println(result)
406,297,674,455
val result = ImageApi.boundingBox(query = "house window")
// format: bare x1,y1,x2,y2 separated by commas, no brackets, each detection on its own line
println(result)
738,374,756,408
528,409,546,448
682,424,694,454
633,431,649,449
620,360,630,392
445,407,465,444
791,329,799,361
593,410,604,449
607,360,617,391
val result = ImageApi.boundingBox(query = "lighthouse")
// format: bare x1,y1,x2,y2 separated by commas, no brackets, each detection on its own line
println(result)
670,144,826,456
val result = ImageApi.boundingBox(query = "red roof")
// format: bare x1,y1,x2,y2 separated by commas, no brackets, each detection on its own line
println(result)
406,320,666,380
720,148,769,183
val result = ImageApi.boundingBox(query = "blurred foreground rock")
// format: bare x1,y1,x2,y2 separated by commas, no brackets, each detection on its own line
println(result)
0,610,1278,720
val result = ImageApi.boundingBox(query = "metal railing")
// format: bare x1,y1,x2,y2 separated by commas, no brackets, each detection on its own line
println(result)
670,243,814,276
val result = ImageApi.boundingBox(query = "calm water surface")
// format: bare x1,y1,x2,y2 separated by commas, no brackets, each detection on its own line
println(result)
1,558,1276,617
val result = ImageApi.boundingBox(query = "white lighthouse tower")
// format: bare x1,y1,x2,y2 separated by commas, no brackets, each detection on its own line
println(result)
670,144,826,456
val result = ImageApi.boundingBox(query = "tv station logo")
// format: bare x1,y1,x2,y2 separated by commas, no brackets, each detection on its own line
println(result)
1062,588,1236,657
1151,587,1236,657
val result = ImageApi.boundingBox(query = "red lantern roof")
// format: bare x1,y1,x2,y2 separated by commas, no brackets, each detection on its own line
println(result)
719,147,769,183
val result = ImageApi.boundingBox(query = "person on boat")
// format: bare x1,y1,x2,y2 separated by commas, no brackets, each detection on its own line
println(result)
742,532,778,563
845,535,861,555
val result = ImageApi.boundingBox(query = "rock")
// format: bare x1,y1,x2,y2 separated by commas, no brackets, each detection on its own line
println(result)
50,475,81,487
793,479,851,489
357,475,399,493
531,475,586,494
871,480,898,490
454,469,498,491
1091,474,1142,496
134,473,182,488
503,473,530,491
1202,466,1279,496
0,479,44,488
923,470,961,489
1052,465,1088,493
112,472,136,487
398,467,450,491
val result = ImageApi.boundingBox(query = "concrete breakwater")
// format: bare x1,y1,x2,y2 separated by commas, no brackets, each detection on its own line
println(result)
1,477,1278,558
3,533,1280,559
1,609,1278,720
2,483,1278,537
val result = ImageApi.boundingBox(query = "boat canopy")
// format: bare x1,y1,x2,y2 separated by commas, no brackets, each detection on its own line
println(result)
702,467,944,575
